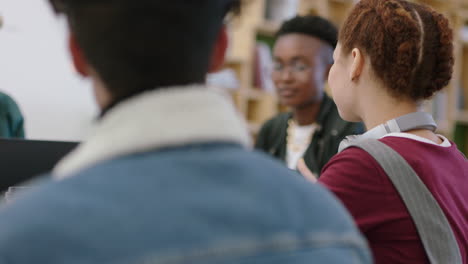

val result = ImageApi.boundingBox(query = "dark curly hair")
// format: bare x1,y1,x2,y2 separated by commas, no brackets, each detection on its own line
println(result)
276,15,338,49
339,0,454,101
47,0,242,106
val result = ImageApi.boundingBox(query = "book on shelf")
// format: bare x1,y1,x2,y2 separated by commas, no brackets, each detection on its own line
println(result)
264,0,299,22
461,25,468,43
253,41,275,93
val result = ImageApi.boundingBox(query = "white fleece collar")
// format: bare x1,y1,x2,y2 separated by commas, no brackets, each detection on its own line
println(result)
53,85,251,179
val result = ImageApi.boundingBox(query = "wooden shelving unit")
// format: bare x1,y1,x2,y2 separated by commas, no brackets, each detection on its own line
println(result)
327,0,355,26
222,0,467,144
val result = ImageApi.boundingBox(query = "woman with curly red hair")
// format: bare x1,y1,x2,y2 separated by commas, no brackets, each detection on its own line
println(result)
319,0,467,263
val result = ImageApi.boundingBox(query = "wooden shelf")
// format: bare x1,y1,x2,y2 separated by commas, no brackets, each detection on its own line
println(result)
246,91,278,124
462,1,468,9
456,8,468,19
245,88,274,100
328,0,354,26
256,20,281,37
298,1,322,16
225,56,246,65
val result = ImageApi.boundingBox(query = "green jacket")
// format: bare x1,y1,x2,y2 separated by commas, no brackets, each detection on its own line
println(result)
0,92,25,138
255,95,363,177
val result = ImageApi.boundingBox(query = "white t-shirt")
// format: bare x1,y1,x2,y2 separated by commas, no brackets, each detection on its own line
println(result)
286,123,318,169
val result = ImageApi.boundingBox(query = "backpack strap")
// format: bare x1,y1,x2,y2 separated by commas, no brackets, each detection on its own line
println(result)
345,139,462,264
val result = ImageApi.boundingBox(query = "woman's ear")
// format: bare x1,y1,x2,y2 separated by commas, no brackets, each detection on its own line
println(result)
69,33,89,77
350,48,365,81
208,26,228,73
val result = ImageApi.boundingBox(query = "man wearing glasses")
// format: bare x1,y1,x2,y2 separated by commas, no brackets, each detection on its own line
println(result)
255,15,363,180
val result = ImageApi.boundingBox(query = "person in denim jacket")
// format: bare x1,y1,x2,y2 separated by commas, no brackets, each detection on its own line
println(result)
0,1,371,263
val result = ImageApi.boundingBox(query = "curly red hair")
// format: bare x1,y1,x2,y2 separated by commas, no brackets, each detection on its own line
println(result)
339,0,454,101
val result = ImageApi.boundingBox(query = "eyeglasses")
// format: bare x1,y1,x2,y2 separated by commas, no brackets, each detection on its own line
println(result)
272,61,312,75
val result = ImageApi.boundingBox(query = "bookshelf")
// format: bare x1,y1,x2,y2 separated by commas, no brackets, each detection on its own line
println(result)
223,0,467,148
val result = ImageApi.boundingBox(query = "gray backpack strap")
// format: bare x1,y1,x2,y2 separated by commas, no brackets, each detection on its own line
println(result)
345,139,462,264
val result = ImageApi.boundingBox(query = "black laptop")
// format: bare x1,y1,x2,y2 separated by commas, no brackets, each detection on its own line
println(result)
0,138,78,192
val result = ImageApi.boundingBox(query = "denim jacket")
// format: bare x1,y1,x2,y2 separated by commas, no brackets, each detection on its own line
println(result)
0,86,372,264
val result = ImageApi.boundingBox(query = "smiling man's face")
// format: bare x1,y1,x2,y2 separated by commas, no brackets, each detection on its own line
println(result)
272,33,328,109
